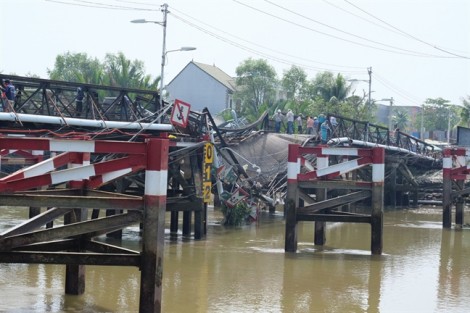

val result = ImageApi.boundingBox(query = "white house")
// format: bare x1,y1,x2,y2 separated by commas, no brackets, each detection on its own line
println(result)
165,61,236,114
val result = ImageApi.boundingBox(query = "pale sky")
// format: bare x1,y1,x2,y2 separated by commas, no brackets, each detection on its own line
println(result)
1,0,469,107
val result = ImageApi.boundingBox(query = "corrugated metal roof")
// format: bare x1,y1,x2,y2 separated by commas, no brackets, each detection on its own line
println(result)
192,61,236,92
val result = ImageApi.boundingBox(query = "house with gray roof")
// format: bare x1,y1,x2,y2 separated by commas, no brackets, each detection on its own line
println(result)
165,61,236,114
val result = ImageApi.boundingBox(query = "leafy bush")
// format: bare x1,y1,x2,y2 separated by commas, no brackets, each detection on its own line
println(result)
221,201,252,226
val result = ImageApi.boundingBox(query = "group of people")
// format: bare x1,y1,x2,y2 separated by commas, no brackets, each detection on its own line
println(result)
273,110,338,144
0,79,15,112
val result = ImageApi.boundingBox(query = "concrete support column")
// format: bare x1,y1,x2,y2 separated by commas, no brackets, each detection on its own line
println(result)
371,147,384,255
140,139,168,313
285,144,300,252
314,149,328,246
65,152,89,295
442,149,453,228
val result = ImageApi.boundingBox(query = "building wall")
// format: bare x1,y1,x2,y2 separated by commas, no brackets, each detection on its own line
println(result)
166,63,230,113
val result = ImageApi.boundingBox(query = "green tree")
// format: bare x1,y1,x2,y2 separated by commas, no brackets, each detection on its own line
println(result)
310,72,351,103
459,96,470,127
392,109,409,131
103,52,157,90
48,51,157,90
281,65,308,101
48,52,103,84
306,71,353,117
341,91,376,121
420,97,459,131
234,58,278,118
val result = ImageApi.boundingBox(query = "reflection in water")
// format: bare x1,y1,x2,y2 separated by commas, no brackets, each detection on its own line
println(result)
0,207,470,312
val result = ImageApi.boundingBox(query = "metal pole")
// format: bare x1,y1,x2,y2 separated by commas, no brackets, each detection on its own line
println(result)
420,105,424,139
447,106,451,143
388,97,394,131
367,67,372,109
159,3,168,116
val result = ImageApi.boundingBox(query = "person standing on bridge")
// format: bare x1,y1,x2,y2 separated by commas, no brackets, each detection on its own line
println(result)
76,87,84,117
296,113,303,134
273,109,283,133
306,116,314,135
1,79,15,112
286,109,294,134
320,119,330,144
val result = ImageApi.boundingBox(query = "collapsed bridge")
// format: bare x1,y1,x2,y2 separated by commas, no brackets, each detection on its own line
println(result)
0,74,448,312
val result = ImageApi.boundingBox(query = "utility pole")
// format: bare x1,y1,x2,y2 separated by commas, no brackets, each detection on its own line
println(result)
367,67,372,110
388,97,394,131
159,3,169,111
420,105,424,140
447,106,452,143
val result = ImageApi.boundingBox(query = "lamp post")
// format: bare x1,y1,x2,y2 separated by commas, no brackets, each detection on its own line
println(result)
347,67,372,109
420,104,425,140
131,3,168,116
379,97,394,131
131,4,196,120
161,46,196,97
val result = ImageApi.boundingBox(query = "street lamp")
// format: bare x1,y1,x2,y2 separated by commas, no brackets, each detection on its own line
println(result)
379,97,394,131
131,4,196,121
161,46,196,97
347,67,372,109
131,3,169,117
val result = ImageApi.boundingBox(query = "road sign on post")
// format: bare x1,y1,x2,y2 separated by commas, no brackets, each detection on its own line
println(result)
170,99,191,127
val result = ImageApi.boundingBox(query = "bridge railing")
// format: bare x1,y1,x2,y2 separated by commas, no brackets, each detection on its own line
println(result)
0,74,160,123
328,114,441,158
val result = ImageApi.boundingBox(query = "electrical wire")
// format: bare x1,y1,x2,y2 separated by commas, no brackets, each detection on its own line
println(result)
170,6,364,71
343,0,470,60
233,0,457,58
373,72,423,105
170,13,363,75
262,0,455,59
45,0,156,10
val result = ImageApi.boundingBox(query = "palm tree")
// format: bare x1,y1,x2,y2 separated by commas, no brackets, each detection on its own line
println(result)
393,109,409,131
311,72,352,104
459,96,470,127
103,52,157,90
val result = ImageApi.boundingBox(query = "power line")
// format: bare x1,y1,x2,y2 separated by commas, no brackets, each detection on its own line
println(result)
343,0,470,60
373,72,423,105
170,6,364,71
233,0,457,58
262,0,453,59
322,0,407,38
171,13,363,74
45,0,156,11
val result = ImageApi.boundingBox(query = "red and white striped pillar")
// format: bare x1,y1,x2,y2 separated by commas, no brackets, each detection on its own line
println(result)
442,148,453,228
371,147,385,255
140,138,169,313
285,144,300,252
65,151,90,295
314,149,329,245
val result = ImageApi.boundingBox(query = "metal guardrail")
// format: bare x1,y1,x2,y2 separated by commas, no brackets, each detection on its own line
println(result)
0,74,160,123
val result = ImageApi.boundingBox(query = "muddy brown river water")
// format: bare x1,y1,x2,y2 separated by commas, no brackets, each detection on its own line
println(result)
1,206,470,313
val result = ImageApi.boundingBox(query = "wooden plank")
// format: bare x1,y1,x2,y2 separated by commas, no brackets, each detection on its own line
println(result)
0,207,71,238
298,190,371,214
452,187,470,197
11,239,77,252
0,211,142,250
297,214,371,223
84,240,139,255
298,180,372,190
0,194,143,210
166,199,203,212
0,251,141,266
